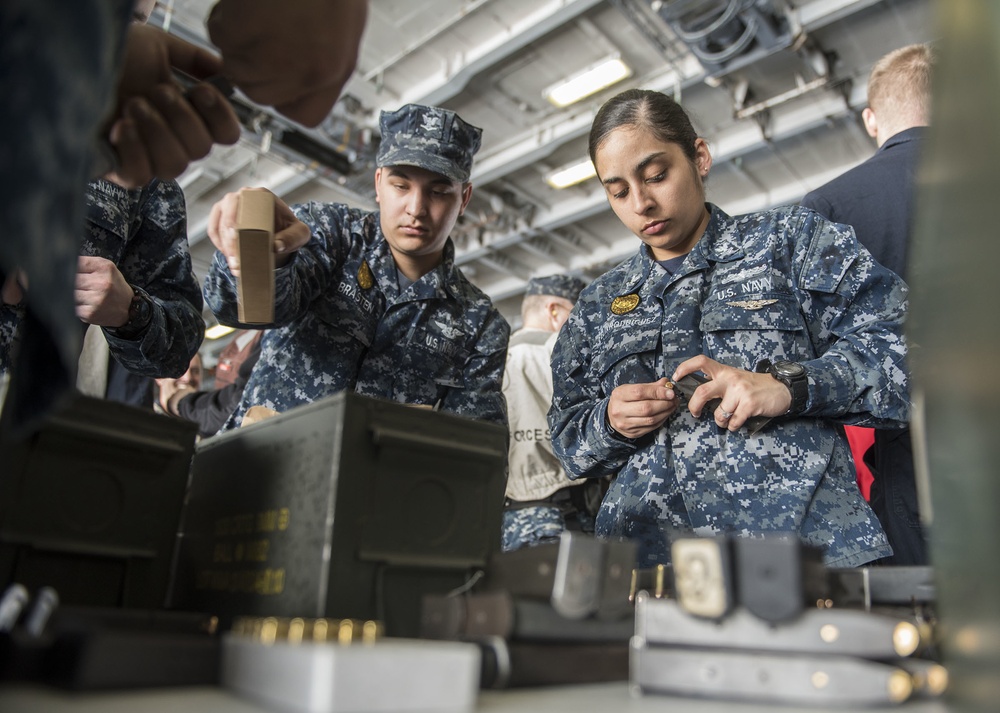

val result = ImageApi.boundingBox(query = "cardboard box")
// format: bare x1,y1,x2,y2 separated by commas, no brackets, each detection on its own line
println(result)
235,189,275,324
167,392,508,637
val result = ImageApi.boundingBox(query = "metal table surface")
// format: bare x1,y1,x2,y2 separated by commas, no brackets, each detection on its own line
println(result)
0,681,953,713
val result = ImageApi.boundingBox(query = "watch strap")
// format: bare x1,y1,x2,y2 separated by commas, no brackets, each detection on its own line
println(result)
756,359,808,416
604,406,638,444
754,359,773,374
114,285,154,339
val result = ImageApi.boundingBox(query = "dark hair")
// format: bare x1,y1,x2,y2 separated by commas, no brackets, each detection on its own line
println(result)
588,89,699,165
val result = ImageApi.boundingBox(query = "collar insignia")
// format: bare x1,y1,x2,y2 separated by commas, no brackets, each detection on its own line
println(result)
611,293,640,315
726,299,777,310
357,260,375,290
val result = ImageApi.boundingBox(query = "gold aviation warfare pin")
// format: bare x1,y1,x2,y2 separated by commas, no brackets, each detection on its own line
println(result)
725,298,777,310
357,259,374,289
610,293,640,315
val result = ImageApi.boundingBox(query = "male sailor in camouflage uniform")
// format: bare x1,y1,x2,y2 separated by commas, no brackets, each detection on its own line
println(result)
1,177,205,406
549,88,909,568
502,274,605,551
203,104,509,431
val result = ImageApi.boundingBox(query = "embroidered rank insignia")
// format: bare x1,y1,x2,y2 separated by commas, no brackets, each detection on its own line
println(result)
610,293,640,315
357,260,374,290
726,299,778,310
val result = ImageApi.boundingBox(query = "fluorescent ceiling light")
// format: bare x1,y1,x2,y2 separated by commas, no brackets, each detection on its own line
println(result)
544,56,632,108
205,324,237,340
546,159,597,189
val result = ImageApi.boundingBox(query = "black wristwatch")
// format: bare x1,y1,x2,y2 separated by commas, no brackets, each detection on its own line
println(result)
114,286,154,339
757,359,808,416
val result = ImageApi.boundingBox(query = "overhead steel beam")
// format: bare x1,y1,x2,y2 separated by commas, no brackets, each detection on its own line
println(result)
368,0,607,111
471,54,704,185
795,0,885,30
519,236,559,263
361,0,495,82
472,0,882,189
478,251,533,281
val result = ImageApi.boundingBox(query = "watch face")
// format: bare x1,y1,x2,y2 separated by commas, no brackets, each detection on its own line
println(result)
773,361,805,379
130,291,153,327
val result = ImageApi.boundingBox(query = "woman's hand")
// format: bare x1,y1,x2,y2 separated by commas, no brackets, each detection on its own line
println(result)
606,377,677,439
672,355,792,431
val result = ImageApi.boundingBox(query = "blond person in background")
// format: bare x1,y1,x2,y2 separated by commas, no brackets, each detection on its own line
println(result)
801,44,933,565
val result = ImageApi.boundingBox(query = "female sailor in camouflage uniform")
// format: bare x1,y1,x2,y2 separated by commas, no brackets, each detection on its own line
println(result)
548,89,909,567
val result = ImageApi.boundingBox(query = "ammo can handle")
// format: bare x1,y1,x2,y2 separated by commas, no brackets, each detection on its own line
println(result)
369,425,505,459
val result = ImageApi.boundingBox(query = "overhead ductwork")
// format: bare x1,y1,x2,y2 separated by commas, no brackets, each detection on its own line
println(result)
651,0,795,75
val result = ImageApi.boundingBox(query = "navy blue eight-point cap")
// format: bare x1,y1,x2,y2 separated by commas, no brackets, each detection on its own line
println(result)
377,104,483,183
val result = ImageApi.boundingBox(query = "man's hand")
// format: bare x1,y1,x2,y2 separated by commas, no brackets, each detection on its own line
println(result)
74,257,134,327
606,377,677,440
155,376,195,415
2,269,28,306
109,24,241,187
207,0,368,127
207,188,312,276
672,355,792,431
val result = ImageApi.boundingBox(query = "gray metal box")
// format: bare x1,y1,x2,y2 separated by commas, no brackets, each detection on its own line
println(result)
0,394,197,609
168,392,507,636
